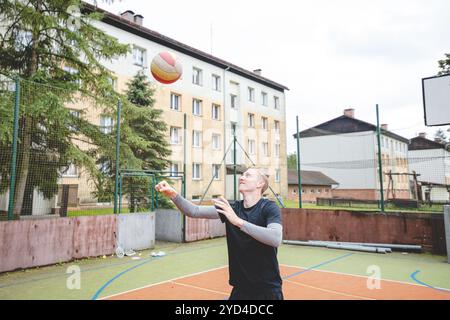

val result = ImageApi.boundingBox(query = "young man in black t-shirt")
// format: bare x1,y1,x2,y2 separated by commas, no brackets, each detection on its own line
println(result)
155,167,283,300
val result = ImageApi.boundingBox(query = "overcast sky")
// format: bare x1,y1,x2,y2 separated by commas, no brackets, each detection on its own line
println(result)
91,0,450,153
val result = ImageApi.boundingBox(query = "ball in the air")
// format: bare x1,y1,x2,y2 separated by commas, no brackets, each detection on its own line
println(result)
150,51,183,84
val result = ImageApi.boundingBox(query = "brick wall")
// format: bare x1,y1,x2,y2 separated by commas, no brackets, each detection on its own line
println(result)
281,208,446,254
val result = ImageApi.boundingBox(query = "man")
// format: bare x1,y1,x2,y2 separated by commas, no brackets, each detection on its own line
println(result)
155,167,283,300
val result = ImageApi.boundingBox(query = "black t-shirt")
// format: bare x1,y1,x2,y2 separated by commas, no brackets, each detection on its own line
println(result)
218,198,282,292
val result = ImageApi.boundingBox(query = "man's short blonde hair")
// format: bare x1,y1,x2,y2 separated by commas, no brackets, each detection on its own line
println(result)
251,167,269,195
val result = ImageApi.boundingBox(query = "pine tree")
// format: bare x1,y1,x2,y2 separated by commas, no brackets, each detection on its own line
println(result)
0,0,129,216
122,71,172,211
434,129,448,144
438,53,450,75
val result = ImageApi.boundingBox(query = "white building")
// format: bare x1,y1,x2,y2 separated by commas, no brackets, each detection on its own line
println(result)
408,133,450,202
293,108,410,200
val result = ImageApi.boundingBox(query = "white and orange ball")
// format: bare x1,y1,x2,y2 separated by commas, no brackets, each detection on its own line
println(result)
150,51,182,84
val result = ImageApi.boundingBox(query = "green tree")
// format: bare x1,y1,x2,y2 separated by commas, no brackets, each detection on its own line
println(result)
109,71,173,211
434,129,448,144
287,152,298,170
0,0,129,216
438,53,450,75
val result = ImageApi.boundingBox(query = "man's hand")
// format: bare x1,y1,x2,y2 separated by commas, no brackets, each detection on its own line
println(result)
213,196,244,228
155,181,178,199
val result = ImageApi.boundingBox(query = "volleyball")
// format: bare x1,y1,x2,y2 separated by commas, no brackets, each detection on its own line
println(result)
150,51,183,84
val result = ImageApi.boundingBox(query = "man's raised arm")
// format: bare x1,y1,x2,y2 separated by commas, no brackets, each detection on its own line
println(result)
155,181,219,219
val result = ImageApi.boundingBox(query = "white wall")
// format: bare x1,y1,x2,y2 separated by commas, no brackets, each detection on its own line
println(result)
299,132,377,189
408,149,448,185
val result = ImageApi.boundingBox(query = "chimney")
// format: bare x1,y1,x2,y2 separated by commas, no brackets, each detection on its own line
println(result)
120,10,135,22
253,69,262,76
343,108,355,118
134,14,144,26
381,124,388,131
418,132,427,138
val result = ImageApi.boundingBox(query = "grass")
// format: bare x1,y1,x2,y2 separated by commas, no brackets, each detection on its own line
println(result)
68,207,130,217
281,199,444,214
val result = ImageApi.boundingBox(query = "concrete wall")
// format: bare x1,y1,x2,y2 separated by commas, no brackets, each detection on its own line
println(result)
185,216,226,242
117,212,155,251
155,209,183,243
0,215,116,273
282,208,447,254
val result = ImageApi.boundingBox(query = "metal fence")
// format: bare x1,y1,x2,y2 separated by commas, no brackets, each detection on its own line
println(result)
0,74,180,220
291,109,450,213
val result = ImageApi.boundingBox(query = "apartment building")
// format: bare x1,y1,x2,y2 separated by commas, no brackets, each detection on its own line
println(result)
57,4,289,208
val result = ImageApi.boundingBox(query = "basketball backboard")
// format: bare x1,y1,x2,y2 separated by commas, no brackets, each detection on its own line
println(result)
422,74,450,126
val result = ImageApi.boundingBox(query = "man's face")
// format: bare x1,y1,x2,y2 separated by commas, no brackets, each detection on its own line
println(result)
238,169,264,193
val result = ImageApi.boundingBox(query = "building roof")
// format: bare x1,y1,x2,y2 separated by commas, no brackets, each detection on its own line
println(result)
288,169,339,186
408,136,446,151
292,115,409,143
82,2,289,92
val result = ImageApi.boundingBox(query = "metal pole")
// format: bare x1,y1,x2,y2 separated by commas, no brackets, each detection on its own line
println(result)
296,116,303,209
113,99,122,214
182,113,187,242
444,205,450,263
7,77,20,220
183,113,187,198
376,104,385,213
233,129,237,201
119,174,123,214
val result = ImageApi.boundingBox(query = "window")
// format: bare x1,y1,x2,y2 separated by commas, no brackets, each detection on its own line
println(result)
248,87,255,102
274,96,280,109
170,163,179,177
212,134,221,150
193,99,202,116
212,164,221,180
192,67,203,85
248,113,255,128
230,94,238,109
275,169,280,182
274,141,280,157
248,139,255,154
293,188,297,195
170,93,181,111
261,92,268,106
192,163,201,180
212,104,220,120
318,189,322,193
62,163,77,177
262,142,269,156
98,161,110,174
170,126,181,144
274,120,280,133
132,46,146,66
63,66,80,85
100,115,113,134
107,77,117,91
192,130,202,147
212,74,221,91
68,110,80,132
261,117,268,130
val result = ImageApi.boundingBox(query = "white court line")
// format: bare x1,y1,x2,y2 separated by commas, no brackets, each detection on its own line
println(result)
170,281,230,296
280,263,450,291
100,265,228,300
283,278,375,300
